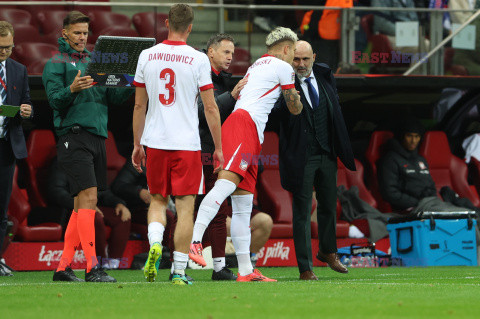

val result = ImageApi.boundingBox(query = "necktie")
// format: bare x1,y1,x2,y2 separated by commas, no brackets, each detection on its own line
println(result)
0,64,6,103
304,77,319,109
0,64,6,138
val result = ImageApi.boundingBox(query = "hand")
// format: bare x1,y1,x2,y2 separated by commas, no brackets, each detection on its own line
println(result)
212,149,224,174
95,206,104,217
70,70,94,93
19,104,32,119
115,203,132,222
231,77,248,100
132,144,146,173
139,189,151,205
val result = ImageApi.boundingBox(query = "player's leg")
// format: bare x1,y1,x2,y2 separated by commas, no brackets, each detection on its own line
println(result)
190,170,240,266
250,211,273,255
144,193,167,282
171,194,195,285
209,203,236,280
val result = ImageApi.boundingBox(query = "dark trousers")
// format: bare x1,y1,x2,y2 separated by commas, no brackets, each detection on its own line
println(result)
292,152,337,273
0,138,15,257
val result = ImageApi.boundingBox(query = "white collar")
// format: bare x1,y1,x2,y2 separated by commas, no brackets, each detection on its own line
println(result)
1,60,5,68
300,72,315,83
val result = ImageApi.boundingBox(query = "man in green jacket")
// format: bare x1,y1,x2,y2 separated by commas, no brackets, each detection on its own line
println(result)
42,11,133,282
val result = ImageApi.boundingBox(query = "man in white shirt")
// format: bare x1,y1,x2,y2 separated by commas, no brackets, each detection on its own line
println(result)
132,4,223,285
189,27,303,282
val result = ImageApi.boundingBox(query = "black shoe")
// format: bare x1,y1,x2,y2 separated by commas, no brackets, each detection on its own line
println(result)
85,265,117,282
53,267,84,282
212,267,237,281
168,272,194,282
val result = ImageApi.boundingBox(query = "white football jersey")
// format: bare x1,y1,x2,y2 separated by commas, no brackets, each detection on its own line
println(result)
133,40,213,151
234,54,295,144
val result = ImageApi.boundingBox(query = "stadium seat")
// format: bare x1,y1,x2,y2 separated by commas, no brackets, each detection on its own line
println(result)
419,131,480,207
132,12,168,42
334,158,378,238
19,0,68,27
257,132,318,238
36,10,71,35
444,48,468,76
25,130,57,208
10,24,41,44
71,0,111,14
105,131,126,185
88,11,131,35
7,167,62,242
233,46,251,63
364,130,394,213
89,26,139,44
360,14,407,70
0,9,32,26
14,43,57,67
227,61,250,76
25,59,49,75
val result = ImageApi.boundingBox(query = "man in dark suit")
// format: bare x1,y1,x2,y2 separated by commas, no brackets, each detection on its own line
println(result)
275,40,355,280
0,21,33,276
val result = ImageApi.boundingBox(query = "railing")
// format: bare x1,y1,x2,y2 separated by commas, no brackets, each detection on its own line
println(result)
1,1,478,76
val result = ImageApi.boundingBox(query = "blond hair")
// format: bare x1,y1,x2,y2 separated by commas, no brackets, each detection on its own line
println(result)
266,27,297,49
0,21,14,37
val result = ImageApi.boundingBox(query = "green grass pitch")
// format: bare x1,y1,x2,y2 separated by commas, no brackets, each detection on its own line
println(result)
1,267,479,319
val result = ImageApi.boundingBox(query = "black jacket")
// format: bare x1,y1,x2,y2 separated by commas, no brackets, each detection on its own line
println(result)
272,63,355,193
198,69,236,155
3,58,32,159
110,160,148,209
377,138,437,210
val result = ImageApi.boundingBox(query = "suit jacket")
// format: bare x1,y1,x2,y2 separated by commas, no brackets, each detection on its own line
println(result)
2,58,31,159
274,63,355,193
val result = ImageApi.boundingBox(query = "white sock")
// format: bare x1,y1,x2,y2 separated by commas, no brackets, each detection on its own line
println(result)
173,251,189,275
192,179,237,242
148,222,165,247
230,194,254,276
213,257,226,272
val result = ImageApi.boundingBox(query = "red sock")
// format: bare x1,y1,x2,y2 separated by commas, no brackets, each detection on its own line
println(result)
57,210,80,272
77,208,98,272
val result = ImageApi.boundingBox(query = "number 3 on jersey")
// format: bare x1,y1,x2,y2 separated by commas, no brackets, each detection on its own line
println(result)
159,68,176,106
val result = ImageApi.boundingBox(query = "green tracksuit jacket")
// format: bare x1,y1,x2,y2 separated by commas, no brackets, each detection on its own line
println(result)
42,38,133,138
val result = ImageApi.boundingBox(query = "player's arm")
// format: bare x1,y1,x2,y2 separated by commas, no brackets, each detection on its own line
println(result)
131,87,148,173
200,88,224,173
282,88,303,115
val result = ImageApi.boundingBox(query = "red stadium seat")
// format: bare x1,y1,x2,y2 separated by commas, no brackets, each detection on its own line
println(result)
37,10,71,35
0,9,32,26
105,131,126,185
25,130,57,208
89,26,139,44
7,167,62,242
364,131,394,212
71,0,111,14
227,61,250,76
132,12,168,42
10,24,41,44
334,159,378,238
14,43,57,66
88,11,131,35
26,59,49,75
233,46,251,63
419,131,480,207
257,132,318,238
18,0,68,27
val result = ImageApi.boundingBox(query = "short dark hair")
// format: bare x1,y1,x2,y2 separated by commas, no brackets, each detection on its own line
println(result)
0,21,14,37
206,33,235,51
168,4,194,32
63,11,90,28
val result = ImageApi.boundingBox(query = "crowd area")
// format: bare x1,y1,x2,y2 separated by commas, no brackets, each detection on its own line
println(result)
0,2,479,282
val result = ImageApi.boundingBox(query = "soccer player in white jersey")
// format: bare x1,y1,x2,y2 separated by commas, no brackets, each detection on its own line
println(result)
131,3,224,285
189,27,303,282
